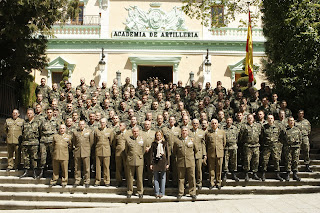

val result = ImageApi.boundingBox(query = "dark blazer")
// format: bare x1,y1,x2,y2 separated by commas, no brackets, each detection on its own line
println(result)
150,140,170,172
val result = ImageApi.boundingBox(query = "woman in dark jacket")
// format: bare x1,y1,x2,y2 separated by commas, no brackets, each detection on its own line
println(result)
150,130,170,198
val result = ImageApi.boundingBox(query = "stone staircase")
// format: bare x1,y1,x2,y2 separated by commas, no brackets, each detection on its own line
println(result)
0,128,320,210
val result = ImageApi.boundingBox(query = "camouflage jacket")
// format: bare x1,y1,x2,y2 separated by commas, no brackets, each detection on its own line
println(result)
40,117,59,143
22,118,40,145
239,122,261,147
296,119,311,137
223,125,240,149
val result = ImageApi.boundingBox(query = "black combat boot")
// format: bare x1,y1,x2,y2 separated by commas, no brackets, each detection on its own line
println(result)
285,172,290,181
293,171,301,181
32,169,37,179
232,172,239,182
276,172,284,182
305,164,313,172
244,172,249,182
253,172,261,181
222,172,227,181
19,169,28,178
38,168,44,179
261,172,266,182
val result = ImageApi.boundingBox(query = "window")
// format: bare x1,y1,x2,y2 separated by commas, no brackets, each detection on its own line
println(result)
72,2,84,25
211,5,224,26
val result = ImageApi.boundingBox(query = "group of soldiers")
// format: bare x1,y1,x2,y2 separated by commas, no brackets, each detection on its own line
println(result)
4,76,312,199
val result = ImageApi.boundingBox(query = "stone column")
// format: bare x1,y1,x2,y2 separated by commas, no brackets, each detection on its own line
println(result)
131,63,137,87
47,70,52,88
231,71,236,87
116,70,121,87
173,63,178,84
100,0,109,38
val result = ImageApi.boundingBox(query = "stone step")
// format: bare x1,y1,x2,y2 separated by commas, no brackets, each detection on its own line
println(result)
311,143,320,149
0,152,7,158
0,145,6,152
0,163,6,170
1,184,320,200
0,175,319,186
310,154,320,159
310,149,320,154
1,168,320,179
0,199,124,210
1,169,320,181
306,160,320,165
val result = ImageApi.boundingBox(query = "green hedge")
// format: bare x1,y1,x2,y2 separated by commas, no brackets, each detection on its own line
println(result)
19,75,37,107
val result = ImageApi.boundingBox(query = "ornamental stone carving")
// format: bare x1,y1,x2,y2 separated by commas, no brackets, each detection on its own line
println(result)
124,3,188,31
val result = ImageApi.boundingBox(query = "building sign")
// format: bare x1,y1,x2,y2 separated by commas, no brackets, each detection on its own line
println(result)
112,3,199,39
112,31,199,39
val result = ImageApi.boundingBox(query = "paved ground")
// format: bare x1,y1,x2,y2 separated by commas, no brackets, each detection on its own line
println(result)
3,193,320,213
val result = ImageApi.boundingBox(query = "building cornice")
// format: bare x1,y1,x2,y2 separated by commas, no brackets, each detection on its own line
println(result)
48,38,265,53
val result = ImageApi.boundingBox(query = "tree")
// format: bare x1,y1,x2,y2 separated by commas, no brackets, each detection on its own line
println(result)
60,63,70,88
262,0,320,123
181,0,262,27
0,0,79,107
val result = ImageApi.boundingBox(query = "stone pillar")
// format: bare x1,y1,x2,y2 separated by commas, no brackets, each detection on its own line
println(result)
189,71,194,86
68,70,73,84
131,63,137,87
47,70,52,88
231,71,236,87
116,70,121,87
173,63,178,84
100,0,109,38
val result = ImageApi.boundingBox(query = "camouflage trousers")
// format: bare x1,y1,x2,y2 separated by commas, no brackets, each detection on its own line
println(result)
243,146,259,172
300,136,310,164
223,148,237,172
21,145,38,169
284,146,300,172
262,144,282,172
40,143,53,168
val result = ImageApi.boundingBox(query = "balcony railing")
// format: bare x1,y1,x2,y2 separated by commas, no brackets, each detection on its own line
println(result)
54,15,101,26
210,27,265,41
51,25,101,39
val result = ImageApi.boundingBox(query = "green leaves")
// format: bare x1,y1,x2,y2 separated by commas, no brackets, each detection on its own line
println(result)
0,0,79,107
181,0,261,28
262,0,320,124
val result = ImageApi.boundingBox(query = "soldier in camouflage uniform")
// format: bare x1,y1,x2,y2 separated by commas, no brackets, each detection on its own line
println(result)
284,117,302,181
239,114,261,182
20,108,40,179
49,83,60,103
33,93,48,111
261,115,285,181
38,108,59,178
4,109,24,171
222,117,240,181
35,78,51,101
296,110,312,172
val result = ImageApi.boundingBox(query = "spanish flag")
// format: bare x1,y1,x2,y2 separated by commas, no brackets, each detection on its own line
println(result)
245,11,254,84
